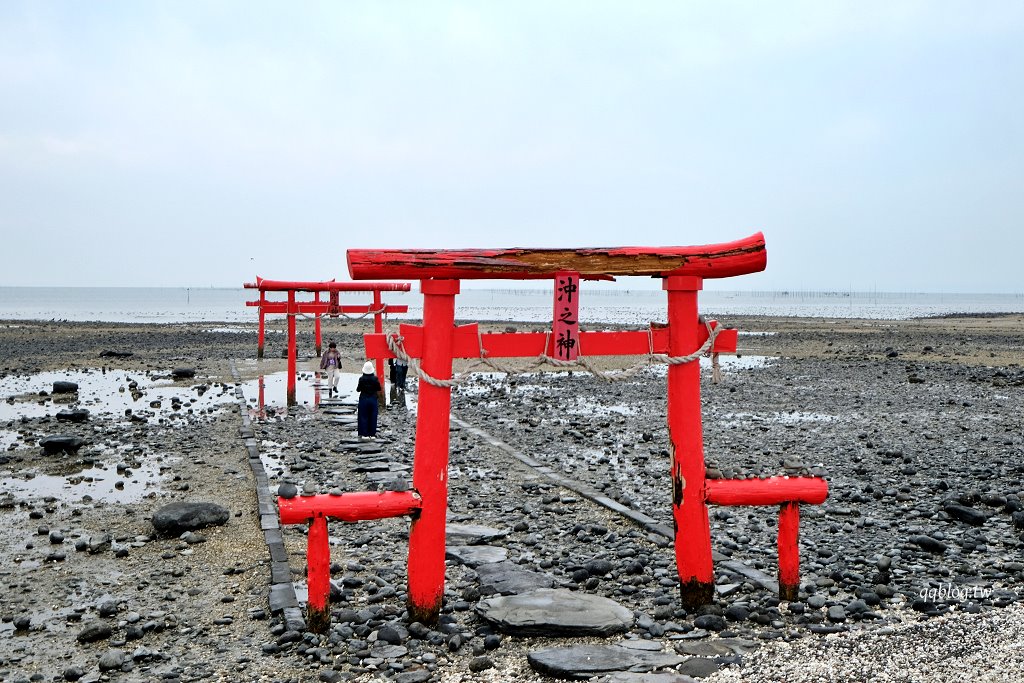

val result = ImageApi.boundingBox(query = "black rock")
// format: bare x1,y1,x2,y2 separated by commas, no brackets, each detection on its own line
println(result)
39,435,86,454
468,656,494,672
1012,512,1024,530
98,649,125,672
52,381,79,394
76,621,112,643
277,483,298,499
171,368,197,379
151,502,230,536
377,623,408,645
99,350,133,358
693,614,727,631
63,667,85,681
909,535,948,554
56,409,90,423
944,503,988,526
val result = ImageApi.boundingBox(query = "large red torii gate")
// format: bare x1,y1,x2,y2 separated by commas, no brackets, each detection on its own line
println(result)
244,277,410,405
277,232,828,629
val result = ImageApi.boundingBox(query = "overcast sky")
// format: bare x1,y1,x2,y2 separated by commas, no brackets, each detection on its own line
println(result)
1,2,1022,292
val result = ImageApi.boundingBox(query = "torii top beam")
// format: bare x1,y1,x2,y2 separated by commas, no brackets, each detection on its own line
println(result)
347,232,766,281
244,277,411,293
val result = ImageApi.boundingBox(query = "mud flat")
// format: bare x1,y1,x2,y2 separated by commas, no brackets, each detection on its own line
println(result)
0,315,1021,682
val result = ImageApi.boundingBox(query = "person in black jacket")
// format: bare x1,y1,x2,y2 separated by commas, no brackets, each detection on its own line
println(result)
356,361,381,439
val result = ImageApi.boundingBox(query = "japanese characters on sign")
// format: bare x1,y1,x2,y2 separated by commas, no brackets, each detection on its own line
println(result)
552,271,581,361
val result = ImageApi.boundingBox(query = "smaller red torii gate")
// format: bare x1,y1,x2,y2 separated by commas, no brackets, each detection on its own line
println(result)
277,233,829,629
244,277,410,405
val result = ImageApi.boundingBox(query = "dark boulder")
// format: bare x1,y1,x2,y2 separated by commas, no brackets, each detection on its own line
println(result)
56,409,90,423
943,503,988,526
171,368,197,379
152,502,229,536
52,381,79,394
39,435,86,454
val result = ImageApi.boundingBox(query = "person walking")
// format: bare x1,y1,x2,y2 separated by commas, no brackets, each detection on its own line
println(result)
357,361,382,439
394,357,409,392
319,342,343,395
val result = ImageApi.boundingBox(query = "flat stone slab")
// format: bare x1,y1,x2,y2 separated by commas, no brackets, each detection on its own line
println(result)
446,545,508,567
477,589,634,636
674,638,759,658
528,643,685,679
601,674,699,683
447,523,510,545
476,561,555,596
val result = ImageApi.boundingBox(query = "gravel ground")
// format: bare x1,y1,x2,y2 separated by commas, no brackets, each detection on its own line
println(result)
0,314,1021,682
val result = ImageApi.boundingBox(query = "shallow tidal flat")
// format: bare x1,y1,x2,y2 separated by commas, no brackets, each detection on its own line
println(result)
0,315,1021,682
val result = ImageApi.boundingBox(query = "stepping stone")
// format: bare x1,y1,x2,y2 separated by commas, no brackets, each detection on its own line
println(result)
528,643,684,679
477,588,633,636
601,674,699,683
447,523,510,545
39,435,86,454
446,545,508,567
673,638,759,658
353,461,394,473
476,562,555,596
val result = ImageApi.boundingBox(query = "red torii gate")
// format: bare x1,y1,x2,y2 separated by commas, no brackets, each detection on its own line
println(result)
244,277,410,405
278,233,828,629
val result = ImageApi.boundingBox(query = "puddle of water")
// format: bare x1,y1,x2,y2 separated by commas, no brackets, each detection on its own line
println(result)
0,458,166,503
203,326,262,334
0,369,237,422
0,429,19,450
240,370,364,419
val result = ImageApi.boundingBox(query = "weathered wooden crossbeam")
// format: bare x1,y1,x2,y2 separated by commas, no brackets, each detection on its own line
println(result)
348,232,767,280
363,322,736,360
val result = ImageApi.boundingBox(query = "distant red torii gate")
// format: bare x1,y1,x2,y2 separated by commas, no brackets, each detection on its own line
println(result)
278,232,829,628
244,277,410,405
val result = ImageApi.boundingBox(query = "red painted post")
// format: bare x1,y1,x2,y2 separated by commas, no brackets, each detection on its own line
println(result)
407,279,459,624
306,514,331,631
373,289,386,406
287,291,297,407
664,275,714,608
257,290,266,360
314,291,323,357
778,502,800,601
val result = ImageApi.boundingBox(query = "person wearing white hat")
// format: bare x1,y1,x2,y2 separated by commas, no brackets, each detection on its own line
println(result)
356,361,382,439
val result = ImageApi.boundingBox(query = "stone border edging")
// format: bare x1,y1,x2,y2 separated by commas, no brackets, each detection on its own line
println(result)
229,361,305,631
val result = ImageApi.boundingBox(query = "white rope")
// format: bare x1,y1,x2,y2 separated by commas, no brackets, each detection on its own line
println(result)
288,305,389,321
385,318,727,388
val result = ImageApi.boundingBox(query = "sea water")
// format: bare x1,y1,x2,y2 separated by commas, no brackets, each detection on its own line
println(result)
1,286,1023,324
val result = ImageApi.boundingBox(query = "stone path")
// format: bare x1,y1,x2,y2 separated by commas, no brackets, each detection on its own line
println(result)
236,372,760,680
